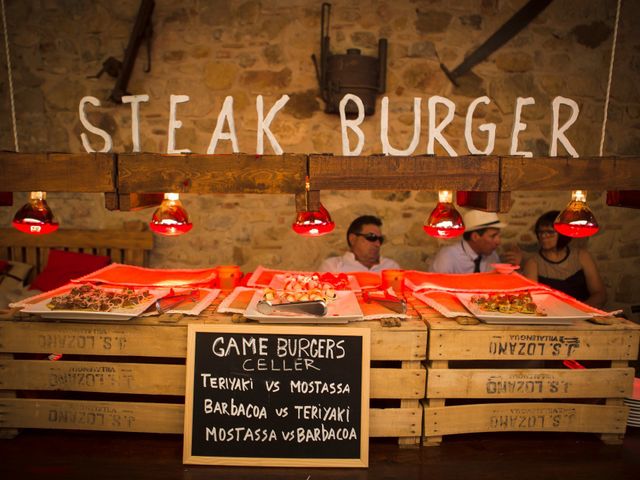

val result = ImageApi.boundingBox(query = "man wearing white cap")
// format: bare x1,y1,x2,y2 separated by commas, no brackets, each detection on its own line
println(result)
430,209,522,274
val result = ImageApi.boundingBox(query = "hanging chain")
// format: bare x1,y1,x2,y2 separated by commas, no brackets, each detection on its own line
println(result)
1,0,18,152
599,0,622,156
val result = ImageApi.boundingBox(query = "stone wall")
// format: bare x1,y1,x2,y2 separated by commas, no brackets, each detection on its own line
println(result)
0,0,638,316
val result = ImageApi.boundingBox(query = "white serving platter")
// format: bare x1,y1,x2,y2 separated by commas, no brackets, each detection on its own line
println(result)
455,292,593,325
244,289,363,324
20,285,165,321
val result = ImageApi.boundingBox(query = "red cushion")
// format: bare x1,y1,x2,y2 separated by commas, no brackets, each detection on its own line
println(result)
0,260,9,273
30,250,110,292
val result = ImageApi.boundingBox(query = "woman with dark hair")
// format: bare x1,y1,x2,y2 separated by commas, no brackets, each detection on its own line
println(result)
522,211,606,308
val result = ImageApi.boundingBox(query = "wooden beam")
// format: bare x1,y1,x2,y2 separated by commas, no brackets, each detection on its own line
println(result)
501,156,640,191
308,155,499,191
0,192,12,206
606,190,640,209
456,191,511,213
0,152,115,192
1,153,638,195
117,153,307,194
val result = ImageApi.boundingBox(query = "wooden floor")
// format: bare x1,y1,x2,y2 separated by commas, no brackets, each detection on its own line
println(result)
1,428,639,480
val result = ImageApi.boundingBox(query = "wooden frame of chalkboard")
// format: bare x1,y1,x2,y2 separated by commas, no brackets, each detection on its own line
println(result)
183,324,371,467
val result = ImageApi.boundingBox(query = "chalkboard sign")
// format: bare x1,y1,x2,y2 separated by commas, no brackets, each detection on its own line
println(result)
183,324,370,467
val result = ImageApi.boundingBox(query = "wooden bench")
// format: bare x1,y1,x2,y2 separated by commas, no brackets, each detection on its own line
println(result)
0,222,154,283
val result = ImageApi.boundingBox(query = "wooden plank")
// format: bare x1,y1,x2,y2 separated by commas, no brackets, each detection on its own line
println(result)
309,155,499,191
0,228,153,251
370,407,422,437
24,248,38,268
501,156,640,191
0,359,185,395
0,322,189,358
426,367,634,399
428,328,640,360
371,329,427,361
109,250,122,264
0,398,184,433
370,367,425,399
118,153,307,194
10,247,22,262
0,349,426,400
124,248,145,266
424,403,627,436
0,152,115,192
38,248,49,275
0,399,422,438
0,353,18,439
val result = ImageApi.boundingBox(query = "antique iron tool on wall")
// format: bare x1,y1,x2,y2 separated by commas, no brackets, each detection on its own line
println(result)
91,0,155,103
312,3,387,116
441,0,553,86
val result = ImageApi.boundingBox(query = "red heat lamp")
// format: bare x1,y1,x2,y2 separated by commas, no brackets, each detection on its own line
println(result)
554,190,599,238
423,190,465,238
292,178,335,237
12,191,59,235
149,193,193,236
292,203,335,236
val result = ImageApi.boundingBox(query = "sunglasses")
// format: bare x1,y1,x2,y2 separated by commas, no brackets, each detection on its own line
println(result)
354,232,385,244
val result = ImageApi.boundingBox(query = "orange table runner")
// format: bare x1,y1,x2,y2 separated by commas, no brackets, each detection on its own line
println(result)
73,263,219,288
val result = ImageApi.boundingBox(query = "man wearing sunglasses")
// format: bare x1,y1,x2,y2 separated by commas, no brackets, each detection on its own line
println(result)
318,215,400,272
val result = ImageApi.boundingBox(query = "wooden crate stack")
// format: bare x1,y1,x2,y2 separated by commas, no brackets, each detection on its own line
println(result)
0,306,427,446
421,316,640,445
0,315,192,436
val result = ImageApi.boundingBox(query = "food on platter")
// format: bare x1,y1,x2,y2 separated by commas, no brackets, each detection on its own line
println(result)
315,272,351,290
469,292,544,315
262,273,338,304
47,284,153,312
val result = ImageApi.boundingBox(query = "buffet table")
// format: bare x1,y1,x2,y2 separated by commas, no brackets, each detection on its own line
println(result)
1,270,638,450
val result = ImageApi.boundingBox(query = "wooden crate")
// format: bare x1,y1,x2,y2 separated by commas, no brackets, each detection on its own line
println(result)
422,315,640,446
0,298,426,446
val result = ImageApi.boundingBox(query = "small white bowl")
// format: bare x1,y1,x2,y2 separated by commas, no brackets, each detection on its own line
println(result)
491,263,520,274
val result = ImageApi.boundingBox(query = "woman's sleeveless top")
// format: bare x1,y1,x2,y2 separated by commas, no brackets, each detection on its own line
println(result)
534,247,589,301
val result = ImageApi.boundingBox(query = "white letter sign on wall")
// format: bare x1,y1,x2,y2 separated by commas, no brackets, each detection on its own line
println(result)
340,94,365,156
168,94,191,154
207,96,239,154
465,96,496,155
380,96,421,156
427,96,457,156
256,94,289,155
78,92,583,158
550,96,579,157
510,97,535,157
79,96,113,153
122,94,150,152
